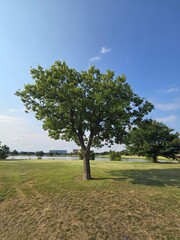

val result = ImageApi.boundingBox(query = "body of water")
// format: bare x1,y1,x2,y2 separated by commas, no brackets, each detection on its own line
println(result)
7,155,152,162
6,155,179,163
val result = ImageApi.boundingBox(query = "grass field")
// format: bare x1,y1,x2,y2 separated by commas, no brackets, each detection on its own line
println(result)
0,160,180,240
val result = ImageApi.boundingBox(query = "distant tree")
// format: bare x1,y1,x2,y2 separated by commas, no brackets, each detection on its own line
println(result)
0,142,10,159
48,152,54,157
119,149,130,156
78,150,83,160
20,151,27,155
97,151,110,156
11,149,19,156
126,120,180,162
20,151,35,156
109,151,121,161
90,151,95,160
16,61,153,179
36,151,44,159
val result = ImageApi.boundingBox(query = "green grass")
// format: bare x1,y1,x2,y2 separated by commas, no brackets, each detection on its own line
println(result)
0,160,180,239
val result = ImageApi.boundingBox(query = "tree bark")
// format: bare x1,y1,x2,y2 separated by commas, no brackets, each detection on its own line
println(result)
83,150,91,180
152,154,158,163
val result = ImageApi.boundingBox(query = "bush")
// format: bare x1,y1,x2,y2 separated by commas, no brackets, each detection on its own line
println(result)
0,142,10,159
109,151,121,161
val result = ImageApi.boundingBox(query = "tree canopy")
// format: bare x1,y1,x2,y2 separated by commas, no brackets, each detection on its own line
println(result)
0,142,10,159
126,120,180,162
16,61,153,179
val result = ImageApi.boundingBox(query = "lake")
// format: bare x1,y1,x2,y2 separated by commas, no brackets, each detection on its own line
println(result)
7,155,152,162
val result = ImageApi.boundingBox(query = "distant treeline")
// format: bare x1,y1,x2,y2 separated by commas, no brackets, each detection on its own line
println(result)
10,149,131,157
10,150,68,156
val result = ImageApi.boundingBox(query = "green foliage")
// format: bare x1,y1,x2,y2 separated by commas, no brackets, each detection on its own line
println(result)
16,61,153,178
11,150,19,156
119,149,130,156
79,150,95,160
78,150,84,160
109,151,121,161
36,151,44,159
16,61,153,149
90,151,95,160
0,142,10,159
127,120,180,162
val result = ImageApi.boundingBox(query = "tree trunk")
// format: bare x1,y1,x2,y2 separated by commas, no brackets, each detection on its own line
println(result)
152,154,158,163
83,150,91,180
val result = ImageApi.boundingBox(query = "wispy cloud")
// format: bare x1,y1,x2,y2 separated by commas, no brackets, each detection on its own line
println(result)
89,46,111,63
155,101,180,111
89,56,101,63
165,87,180,94
101,46,111,54
155,115,178,123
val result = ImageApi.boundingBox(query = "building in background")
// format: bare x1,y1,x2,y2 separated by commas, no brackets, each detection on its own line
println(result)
49,150,67,155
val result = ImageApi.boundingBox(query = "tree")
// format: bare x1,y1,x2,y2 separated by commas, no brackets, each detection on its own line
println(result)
36,151,44,159
126,120,180,162
119,149,130,156
0,142,10,159
11,149,19,156
109,151,121,161
16,61,153,179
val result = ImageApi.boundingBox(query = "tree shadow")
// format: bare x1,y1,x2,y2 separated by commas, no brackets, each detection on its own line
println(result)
106,168,180,187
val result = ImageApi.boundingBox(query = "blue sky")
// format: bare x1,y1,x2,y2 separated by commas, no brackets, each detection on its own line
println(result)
0,0,180,152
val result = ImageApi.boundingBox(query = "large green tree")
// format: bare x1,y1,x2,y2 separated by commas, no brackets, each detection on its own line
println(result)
16,61,153,179
0,142,10,159
127,120,180,162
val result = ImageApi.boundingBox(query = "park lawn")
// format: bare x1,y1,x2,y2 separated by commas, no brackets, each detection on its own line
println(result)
0,160,180,240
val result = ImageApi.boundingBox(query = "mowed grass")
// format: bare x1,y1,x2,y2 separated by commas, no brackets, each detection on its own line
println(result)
0,160,180,240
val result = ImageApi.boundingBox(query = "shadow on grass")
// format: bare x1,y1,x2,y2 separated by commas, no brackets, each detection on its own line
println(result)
105,168,180,187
